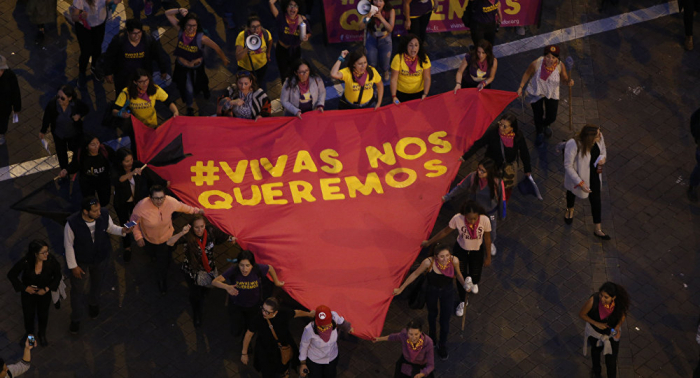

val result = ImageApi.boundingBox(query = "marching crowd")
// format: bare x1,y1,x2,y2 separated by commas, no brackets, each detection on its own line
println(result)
4,0,700,377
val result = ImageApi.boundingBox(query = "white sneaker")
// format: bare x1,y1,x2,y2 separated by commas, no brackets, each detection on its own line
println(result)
472,284,479,294
491,243,497,256
455,301,465,316
463,277,473,292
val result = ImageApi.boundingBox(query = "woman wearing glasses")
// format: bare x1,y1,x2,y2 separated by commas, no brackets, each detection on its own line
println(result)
269,0,310,78
280,59,325,118
7,240,62,347
217,71,271,120
241,297,314,378
40,85,89,173
235,14,273,88
212,251,284,339
165,8,229,116
460,114,531,200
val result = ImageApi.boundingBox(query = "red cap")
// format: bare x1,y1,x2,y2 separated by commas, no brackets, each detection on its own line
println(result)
544,45,560,57
315,305,332,327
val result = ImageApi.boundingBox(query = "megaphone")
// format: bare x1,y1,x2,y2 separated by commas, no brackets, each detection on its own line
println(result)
357,0,378,15
245,34,262,50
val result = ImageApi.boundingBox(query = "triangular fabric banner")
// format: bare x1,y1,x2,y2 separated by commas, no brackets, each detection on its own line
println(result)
135,89,517,339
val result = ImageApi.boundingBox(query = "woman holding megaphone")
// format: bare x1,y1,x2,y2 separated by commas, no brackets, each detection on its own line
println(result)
363,0,395,83
330,49,384,110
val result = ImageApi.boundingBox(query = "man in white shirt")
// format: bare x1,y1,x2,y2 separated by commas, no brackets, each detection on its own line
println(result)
1,339,33,378
64,196,130,334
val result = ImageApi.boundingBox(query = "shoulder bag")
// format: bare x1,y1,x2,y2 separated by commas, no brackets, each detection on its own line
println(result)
266,318,293,365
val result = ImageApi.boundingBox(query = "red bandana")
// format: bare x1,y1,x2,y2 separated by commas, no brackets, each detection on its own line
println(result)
404,54,418,74
598,299,614,320
196,229,211,273
298,79,309,95
354,70,368,87
466,216,480,239
539,59,557,81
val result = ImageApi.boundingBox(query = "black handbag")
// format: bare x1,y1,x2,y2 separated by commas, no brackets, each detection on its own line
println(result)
406,258,432,310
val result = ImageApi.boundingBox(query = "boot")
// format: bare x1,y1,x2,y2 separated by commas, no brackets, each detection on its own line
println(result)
685,36,694,51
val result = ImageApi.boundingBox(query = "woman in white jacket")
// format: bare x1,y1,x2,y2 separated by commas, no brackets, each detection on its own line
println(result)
281,59,326,118
564,124,610,239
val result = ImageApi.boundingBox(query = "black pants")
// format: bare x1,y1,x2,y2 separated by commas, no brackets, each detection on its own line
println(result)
307,357,338,378
238,64,268,91
453,242,483,302
70,259,107,322
425,284,453,349
396,91,423,103
0,109,11,135
275,43,301,79
394,355,434,378
684,0,699,36
75,21,106,75
228,303,258,337
566,169,602,224
184,274,209,316
470,21,497,47
409,11,432,44
694,349,700,378
589,337,619,378
145,240,171,284
115,201,135,250
79,178,111,207
54,134,80,171
531,97,559,135
21,291,51,335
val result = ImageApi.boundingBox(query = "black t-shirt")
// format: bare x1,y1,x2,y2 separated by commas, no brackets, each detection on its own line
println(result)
80,153,111,181
249,308,295,348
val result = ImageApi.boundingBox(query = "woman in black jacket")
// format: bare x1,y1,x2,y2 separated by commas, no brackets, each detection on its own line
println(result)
39,85,90,171
461,113,531,200
7,240,62,347
61,134,114,206
112,147,150,261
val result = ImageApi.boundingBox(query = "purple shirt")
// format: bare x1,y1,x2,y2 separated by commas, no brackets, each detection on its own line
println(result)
471,0,499,25
409,0,433,17
174,31,203,61
276,14,302,47
222,264,269,307
122,38,146,74
388,330,434,376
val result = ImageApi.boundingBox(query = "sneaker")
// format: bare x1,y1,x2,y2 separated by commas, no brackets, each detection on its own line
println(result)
535,133,544,147
491,242,497,256
70,321,80,334
463,276,473,292
685,36,694,52
544,125,553,138
516,26,526,35
438,346,449,360
472,284,479,294
688,186,699,203
89,305,99,319
90,65,104,82
455,301,465,316
0,134,5,145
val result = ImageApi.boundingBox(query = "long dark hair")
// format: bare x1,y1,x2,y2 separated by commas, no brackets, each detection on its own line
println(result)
598,282,630,326
184,215,209,271
235,250,263,278
396,34,428,68
234,70,260,93
283,59,320,89
114,147,134,174
460,200,487,217
58,84,77,103
576,124,600,158
178,12,203,34
346,49,374,82
25,239,49,266
127,68,157,99
499,113,523,141
368,0,393,32
469,39,495,69
470,157,498,199
429,243,450,258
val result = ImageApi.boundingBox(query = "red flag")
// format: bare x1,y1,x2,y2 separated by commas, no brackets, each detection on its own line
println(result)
135,89,516,339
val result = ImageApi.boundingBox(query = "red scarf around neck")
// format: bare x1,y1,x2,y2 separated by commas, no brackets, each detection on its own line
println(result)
404,54,418,74
196,229,211,273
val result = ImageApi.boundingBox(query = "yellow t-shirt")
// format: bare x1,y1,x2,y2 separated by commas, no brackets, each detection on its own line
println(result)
391,54,431,94
115,85,169,127
236,30,272,71
340,67,382,105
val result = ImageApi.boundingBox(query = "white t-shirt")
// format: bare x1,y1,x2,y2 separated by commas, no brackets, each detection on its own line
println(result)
448,214,491,251
72,0,108,27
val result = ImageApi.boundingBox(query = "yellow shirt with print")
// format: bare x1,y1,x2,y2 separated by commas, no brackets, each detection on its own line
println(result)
115,85,169,128
340,66,382,105
391,54,431,94
236,30,272,71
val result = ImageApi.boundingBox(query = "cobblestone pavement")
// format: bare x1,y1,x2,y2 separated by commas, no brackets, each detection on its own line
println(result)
1,0,700,377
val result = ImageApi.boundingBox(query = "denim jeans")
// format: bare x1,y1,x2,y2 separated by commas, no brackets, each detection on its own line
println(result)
365,33,392,75
690,146,700,187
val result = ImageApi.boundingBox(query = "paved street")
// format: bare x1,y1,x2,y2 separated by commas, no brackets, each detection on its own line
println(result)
1,0,700,377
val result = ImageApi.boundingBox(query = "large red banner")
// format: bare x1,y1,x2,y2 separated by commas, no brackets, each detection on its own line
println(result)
135,90,517,338
323,0,542,43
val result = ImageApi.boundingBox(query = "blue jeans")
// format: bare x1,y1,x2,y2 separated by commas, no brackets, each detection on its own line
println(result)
365,33,392,75
426,284,454,349
691,146,700,187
